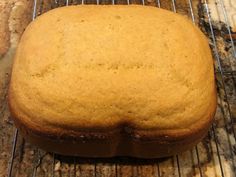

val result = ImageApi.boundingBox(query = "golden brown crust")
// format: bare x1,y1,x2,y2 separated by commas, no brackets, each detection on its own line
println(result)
8,86,217,157
9,99,216,158
8,5,217,157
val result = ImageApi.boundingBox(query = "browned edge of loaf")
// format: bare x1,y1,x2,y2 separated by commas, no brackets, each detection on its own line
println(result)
8,85,217,158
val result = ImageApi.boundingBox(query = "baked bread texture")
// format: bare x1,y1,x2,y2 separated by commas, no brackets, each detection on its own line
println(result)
8,5,216,158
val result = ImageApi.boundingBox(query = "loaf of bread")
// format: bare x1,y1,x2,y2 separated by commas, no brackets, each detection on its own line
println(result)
8,5,216,158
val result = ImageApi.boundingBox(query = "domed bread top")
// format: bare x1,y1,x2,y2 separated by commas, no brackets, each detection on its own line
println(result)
9,5,216,138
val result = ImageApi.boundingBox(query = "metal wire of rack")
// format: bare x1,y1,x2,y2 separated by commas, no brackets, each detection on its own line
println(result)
5,0,236,176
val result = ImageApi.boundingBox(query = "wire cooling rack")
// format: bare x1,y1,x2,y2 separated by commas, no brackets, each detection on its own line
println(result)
5,0,236,176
